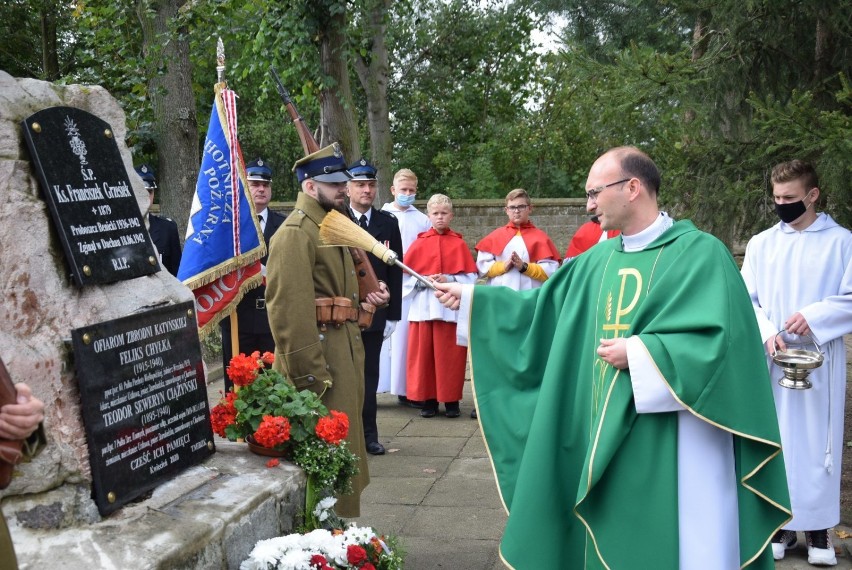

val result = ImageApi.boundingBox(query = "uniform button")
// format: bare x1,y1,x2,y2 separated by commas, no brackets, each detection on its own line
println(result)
325,364,330,370
355,335,360,341
307,375,315,383
319,334,325,341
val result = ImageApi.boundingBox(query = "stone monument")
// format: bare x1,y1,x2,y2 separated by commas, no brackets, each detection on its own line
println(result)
0,72,304,569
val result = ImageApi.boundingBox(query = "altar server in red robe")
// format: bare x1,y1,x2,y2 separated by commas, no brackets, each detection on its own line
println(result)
403,194,477,418
476,188,560,290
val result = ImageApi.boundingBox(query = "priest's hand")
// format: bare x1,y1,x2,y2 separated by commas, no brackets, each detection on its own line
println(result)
597,337,628,369
783,312,812,338
0,383,44,440
434,282,463,311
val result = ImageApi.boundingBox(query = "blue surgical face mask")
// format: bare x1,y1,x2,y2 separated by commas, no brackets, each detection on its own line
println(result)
396,194,416,207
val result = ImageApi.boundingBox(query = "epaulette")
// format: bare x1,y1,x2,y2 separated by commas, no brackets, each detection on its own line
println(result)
284,209,308,227
375,209,396,220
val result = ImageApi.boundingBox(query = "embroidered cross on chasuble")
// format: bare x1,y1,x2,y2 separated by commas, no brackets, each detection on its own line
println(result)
467,220,791,569
590,247,663,421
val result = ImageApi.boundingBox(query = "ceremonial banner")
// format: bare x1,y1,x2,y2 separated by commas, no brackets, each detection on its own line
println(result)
177,84,264,336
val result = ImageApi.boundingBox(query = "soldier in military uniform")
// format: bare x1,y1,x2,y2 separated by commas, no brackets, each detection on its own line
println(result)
135,165,182,275
346,158,403,456
265,144,390,517
220,159,285,391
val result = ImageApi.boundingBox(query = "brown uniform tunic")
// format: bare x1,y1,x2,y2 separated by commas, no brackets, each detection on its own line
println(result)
265,192,368,517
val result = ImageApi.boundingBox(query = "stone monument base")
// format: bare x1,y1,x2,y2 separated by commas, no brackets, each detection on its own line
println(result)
6,442,305,570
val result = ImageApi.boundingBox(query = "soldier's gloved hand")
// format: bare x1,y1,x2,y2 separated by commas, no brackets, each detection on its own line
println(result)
383,320,398,339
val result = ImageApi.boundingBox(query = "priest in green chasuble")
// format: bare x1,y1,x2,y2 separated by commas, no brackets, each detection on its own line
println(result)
434,147,791,569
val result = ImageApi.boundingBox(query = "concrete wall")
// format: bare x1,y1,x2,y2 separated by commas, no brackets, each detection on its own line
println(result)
258,198,590,258
158,198,747,261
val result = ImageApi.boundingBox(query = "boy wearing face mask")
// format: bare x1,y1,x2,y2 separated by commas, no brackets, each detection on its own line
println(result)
741,159,852,567
378,169,432,406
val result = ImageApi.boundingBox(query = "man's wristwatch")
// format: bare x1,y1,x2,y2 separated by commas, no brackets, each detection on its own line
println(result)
520,262,529,273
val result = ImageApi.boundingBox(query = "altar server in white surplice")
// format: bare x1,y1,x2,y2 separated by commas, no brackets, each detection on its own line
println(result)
741,159,852,567
377,169,432,404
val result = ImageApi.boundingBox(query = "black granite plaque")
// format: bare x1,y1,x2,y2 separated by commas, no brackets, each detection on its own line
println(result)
21,106,160,286
71,302,214,516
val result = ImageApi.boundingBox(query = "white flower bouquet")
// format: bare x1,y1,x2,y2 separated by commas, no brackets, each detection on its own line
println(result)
241,521,404,570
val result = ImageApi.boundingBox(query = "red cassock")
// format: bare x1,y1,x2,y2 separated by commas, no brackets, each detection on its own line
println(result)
565,220,620,259
403,228,477,403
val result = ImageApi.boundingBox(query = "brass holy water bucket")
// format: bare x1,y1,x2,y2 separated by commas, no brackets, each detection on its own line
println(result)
771,332,824,390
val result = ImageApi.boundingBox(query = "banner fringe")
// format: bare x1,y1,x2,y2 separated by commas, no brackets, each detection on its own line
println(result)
196,270,264,340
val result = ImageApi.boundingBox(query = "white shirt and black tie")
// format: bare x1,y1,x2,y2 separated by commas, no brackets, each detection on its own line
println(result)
257,209,267,233
351,208,370,230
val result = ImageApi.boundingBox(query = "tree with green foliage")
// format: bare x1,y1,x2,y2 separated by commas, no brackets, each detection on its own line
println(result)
539,0,851,241
389,0,545,198
137,0,198,237
3,0,847,245
351,0,393,204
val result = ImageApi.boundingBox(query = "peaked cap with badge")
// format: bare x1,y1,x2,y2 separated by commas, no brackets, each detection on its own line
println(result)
246,158,273,182
135,164,157,190
293,143,352,183
348,158,377,181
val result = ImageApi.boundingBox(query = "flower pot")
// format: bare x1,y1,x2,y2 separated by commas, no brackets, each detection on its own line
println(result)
245,435,288,458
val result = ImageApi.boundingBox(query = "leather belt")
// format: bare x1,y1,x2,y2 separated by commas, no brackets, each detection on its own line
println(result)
315,297,375,330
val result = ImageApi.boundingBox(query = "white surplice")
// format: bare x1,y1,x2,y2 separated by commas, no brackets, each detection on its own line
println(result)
476,234,559,290
377,203,432,395
741,212,852,529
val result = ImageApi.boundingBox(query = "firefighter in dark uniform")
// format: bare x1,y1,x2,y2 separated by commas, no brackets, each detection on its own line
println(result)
135,165,182,276
220,159,285,391
346,159,402,455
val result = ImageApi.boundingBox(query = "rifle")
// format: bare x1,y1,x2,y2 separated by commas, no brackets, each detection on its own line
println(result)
270,67,381,302
270,67,320,155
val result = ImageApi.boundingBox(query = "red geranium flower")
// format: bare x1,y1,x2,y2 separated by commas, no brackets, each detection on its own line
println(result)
346,544,367,566
261,351,275,365
361,564,376,570
210,391,238,437
266,458,280,468
315,410,349,445
227,353,262,387
309,554,327,567
253,415,291,448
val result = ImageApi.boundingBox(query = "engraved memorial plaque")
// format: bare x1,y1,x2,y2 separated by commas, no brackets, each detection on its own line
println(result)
71,302,214,516
21,106,160,285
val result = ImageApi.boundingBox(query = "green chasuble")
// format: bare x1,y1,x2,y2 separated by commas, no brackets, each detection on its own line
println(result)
468,220,790,569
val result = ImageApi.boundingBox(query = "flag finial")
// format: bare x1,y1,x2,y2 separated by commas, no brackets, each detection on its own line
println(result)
216,37,226,84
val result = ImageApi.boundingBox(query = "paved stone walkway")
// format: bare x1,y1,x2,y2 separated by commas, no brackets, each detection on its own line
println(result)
208,372,851,569
350,382,505,570
352,381,852,569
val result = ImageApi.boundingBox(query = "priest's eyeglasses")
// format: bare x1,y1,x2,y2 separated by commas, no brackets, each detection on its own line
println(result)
586,178,630,201
505,205,529,212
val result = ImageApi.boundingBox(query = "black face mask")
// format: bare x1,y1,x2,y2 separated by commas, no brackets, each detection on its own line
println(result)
775,200,806,223
774,191,812,224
